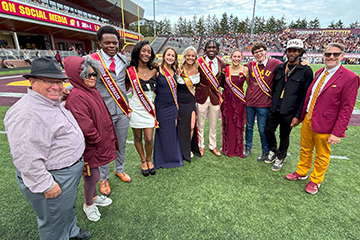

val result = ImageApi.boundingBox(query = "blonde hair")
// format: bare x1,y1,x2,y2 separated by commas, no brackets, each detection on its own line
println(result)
180,46,198,70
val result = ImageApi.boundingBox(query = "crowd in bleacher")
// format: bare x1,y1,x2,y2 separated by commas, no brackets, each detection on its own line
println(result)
154,30,360,59
276,31,360,53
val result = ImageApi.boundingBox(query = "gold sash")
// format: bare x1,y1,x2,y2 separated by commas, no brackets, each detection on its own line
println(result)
251,61,272,98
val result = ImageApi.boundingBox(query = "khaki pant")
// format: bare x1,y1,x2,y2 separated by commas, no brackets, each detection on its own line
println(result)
197,97,220,150
297,114,331,184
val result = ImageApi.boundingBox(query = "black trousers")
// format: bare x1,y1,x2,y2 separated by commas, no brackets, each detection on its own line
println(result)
265,110,294,160
57,60,64,69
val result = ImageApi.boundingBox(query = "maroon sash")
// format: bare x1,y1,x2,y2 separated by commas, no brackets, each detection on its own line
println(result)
197,57,223,104
224,66,246,103
126,67,159,128
90,52,131,116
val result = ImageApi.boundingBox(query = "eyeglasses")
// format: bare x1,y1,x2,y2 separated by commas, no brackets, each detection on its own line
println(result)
86,72,97,78
253,49,264,55
35,78,64,86
324,52,342,58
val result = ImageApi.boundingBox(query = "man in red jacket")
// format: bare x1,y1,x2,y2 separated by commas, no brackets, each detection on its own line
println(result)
286,43,360,194
195,40,227,157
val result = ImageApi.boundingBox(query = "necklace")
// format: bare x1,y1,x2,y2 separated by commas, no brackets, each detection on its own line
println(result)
285,63,298,77
138,68,147,76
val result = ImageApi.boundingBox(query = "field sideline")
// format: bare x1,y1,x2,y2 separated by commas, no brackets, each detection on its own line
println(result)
0,64,359,239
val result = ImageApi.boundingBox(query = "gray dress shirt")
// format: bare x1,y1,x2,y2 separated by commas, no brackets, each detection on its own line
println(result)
4,89,85,193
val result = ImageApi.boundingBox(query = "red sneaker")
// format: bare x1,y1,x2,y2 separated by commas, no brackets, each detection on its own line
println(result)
305,181,320,194
285,172,308,181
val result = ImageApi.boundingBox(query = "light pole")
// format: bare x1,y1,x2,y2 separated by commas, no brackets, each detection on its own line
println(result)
153,0,156,36
250,0,256,37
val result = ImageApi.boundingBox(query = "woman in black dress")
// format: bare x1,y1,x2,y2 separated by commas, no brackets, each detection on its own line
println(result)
177,46,201,161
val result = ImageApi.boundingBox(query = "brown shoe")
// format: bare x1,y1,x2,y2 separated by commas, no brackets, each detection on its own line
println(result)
114,171,132,183
100,180,111,196
210,148,221,157
199,148,204,157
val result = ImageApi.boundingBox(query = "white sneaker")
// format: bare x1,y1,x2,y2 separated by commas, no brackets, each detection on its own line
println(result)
83,203,100,222
190,152,194,158
271,158,285,171
265,151,276,164
93,195,113,207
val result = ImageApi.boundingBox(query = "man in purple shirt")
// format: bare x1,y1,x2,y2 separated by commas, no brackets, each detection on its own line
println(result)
4,58,91,240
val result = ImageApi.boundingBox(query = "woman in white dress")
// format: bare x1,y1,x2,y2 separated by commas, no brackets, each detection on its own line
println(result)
126,41,157,176
177,46,201,162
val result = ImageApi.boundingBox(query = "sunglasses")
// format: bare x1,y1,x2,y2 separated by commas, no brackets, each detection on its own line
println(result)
324,52,342,58
87,72,97,78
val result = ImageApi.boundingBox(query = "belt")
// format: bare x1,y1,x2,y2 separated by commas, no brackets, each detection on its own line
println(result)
70,157,83,167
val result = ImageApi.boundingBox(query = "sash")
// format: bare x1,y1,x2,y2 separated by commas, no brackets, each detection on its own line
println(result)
90,52,131,116
162,66,179,109
197,57,223,104
126,67,159,128
181,69,195,96
224,66,246,103
251,61,272,98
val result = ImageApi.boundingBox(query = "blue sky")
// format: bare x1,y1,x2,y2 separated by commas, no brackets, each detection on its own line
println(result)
134,0,359,28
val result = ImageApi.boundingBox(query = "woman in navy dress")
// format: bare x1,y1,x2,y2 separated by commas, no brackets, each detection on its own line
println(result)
153,47,183,169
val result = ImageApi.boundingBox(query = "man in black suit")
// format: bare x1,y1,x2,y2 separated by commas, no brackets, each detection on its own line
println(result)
264,39,314,171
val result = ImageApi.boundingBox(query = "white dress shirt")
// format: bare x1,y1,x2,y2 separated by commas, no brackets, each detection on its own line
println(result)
205,56,218,75
306,63,341,112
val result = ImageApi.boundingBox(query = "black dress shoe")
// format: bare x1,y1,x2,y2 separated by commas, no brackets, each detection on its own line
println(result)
146,159,156,175
70,229,91,240
141,160,149,177
142,168,150,176
243,148,251,158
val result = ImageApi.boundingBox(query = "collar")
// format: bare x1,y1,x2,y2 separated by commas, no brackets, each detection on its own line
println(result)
325,63,341,75
205,56,217,64
257,59,268,66
100,49,117,61
280,60,303,70
28,88,61,106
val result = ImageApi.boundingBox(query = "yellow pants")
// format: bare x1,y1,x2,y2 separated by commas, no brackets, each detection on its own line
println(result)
297,114,332,184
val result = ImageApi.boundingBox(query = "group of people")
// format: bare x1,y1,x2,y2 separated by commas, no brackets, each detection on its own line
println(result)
4,24,360,240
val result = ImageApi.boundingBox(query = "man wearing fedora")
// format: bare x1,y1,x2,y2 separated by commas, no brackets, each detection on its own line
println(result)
264,39,314,171
4,58,91,240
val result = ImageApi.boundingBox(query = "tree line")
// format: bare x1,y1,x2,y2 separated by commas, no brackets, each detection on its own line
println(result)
129,13,360,37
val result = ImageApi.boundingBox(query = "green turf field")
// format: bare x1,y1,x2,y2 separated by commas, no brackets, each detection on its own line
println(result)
0,105,359,239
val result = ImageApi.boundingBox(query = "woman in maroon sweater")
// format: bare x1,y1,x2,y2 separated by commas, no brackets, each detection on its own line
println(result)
65,56,118,222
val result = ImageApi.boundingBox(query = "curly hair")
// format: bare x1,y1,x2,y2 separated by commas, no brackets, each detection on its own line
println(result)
80,57,103,81
204,40,220,54
97,25,120,41
129,40,155,70
251,41,267,54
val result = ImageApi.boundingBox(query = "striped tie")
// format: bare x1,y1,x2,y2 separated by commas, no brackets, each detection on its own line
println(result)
307,70,329,120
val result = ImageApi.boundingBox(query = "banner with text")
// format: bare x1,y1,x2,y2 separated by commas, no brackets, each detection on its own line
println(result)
0,0,139,40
